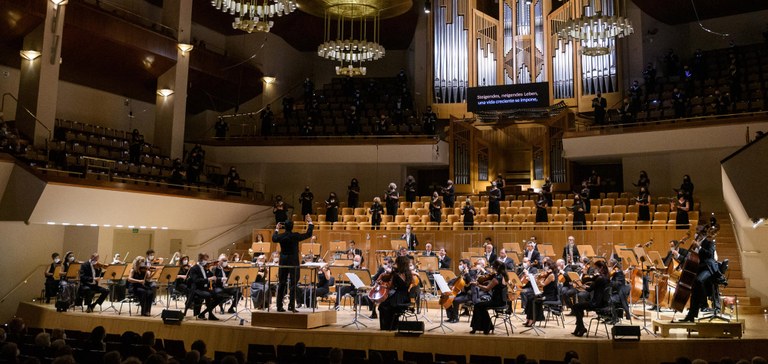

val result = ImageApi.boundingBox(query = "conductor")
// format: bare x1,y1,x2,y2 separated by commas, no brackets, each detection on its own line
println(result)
272,215,314,312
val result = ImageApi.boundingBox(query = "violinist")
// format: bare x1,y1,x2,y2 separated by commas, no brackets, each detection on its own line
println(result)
44,253,61,304
496,249,515,271
127,256,155,317
168,252,181,266
111,253,125,265
250,255,268,310
184,253,221,320
523,241,540,268
437,248,451,269
377,256,413,330
608,258,631,320
446,259,472,323
174,255,191,296
78,253,110,313
230,252,241,263
469,260,508,334
571,260,609,337
212,254,241,314
522,259,558,327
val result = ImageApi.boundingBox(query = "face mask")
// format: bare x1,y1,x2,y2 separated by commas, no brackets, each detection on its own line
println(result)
148,255,154,261
459,264,465,271
68,256,75,262
54,258,61,264
222,262,228,268
234,257,240,262
181,260,188,265
353,261,360,267
200,260,207,266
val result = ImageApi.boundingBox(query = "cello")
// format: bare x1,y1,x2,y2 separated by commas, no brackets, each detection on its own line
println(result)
438,276,466,309
368,273,392,304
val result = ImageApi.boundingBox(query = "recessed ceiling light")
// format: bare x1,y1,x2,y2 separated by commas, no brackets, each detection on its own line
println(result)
128,225,135,228
47,222,56,225
76,223,84,226
90,224,98,227
115,225,124,228
151,226,158,229
139,226,147,229
161,227,169,230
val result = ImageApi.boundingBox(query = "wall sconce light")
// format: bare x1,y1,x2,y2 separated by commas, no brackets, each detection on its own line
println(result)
19,50,41,61
177,43,194,55
156,89,174,97
262,76,276,84
753,218,765,229
50,0,69,7
424,0,431,13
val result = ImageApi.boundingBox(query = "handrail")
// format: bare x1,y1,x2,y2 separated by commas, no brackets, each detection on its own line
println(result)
0,264,48,303
186,209,274,249
1,93,52,159
199,78,309,139
568,110,768,135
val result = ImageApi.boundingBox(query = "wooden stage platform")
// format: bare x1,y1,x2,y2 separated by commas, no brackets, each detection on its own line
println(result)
16,302,768,364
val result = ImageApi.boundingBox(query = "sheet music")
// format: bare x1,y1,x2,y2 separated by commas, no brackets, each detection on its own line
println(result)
302,262,326,268
528,272,541,295
345,272,367,289
432,274,451,294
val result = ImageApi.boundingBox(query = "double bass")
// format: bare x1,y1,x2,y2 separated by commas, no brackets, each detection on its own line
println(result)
439,276,466,309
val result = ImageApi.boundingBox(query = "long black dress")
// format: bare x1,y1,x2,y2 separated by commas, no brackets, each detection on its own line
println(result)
378,273,411,330
535,198,548,223
572,199,587,230
470,273,506,333
637,192,651,221
675,197,690,230
429,198,443,223
300,191,314,216
347,184,360,209
488,188,501,215
462,205,475,229
326,198,339,223
385,190,399,217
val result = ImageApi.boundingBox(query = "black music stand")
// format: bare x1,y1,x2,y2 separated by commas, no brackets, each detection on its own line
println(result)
637,256,657,336
427,273,453,333
224,267,255,323
342,272,368,330
102,265,127,313
519,273,545,336
158,266,181,310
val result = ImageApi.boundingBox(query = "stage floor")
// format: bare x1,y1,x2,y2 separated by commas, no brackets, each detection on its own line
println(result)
16,300,768,364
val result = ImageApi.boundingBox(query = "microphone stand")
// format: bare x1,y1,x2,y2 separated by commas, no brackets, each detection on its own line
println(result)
103,272,119,313
638,257,657,336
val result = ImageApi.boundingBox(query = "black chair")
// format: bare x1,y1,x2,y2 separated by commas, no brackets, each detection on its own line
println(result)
247,344,276,363
490,292,514,336
587,286,615,338
435,353,467,364
276,344,295,361
214,350,237,363
306,346,332,358
163,339,186,360
469,354,503,364
542,283,565,328
402,351,433,364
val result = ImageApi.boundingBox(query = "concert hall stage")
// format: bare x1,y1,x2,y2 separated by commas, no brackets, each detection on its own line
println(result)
16,302,768,364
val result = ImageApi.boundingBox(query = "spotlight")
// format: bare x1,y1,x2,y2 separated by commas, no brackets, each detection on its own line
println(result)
753,218,765,229
424,0,431,13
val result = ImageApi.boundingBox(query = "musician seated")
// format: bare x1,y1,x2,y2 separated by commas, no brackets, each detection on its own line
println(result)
522,260,558,327
250,255,269,310
470,259,493,304
212,255,241,314
556,259,578,309
437,248,451,269
126,256,156,317
469,260,508,335
78,253,110,313
173,255,191,296
516,258,539,310
446,259,472,323
571,260,610,337
184,253,224,320
300,260,333,309
608,259,631,321
334,255,375,316
496,249,515,271
422,243,436,257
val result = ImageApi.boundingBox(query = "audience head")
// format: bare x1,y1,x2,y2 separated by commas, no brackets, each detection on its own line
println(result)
752,357,767,364
33,332,51,348
145,353,169,364
103,351,122,364
184,350,200,364
51,355,75,364
190,340,207,356
89,326,106,343
564,350,579,363
141,331,155,346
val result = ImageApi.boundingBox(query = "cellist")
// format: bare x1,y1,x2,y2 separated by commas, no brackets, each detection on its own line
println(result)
445,259,472,323
678,225,726,322
377,256,413,330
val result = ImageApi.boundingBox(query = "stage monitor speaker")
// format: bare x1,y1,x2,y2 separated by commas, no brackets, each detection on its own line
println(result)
612,325,640,341
161,309,184,325
396,321,424,336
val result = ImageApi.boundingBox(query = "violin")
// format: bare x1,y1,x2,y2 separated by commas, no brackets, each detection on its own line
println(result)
475,272,495,285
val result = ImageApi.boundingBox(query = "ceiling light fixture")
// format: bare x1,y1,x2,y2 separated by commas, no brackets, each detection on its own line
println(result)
318,2,385,76
556,0,634,56
19,50,41,61
262,76,276,84
424,0,431,13
211,0,298,33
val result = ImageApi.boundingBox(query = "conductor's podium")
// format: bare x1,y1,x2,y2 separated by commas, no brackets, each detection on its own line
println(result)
652,319,744,338
251,310,337,329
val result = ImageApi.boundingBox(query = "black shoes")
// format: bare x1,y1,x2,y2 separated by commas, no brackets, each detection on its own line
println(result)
469,329,477,334
572,327,587,337
276,308,286,312
370,312,378,319
197,313,207,320
208,314,219,321
227,307,236,314
676,317,694,323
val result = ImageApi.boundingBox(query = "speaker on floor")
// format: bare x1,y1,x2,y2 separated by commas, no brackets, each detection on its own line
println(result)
161,309,184,325
611,325,641,341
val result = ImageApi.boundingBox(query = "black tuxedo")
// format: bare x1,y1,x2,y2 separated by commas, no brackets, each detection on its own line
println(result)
524,249,541,267
272,224,315,310
437,255,452,269
422,251,436,257
79,261,109,308
185,263,223,317
483,252,497,264
498,257,515,271
401,232,418,250
562,245,581,264
212,266,241,311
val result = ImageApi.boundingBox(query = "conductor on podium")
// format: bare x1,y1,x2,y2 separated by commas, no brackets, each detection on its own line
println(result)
272,216,314,312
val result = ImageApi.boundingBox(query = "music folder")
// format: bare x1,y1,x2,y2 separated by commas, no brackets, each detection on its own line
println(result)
345,272,367,290
432,274,451,295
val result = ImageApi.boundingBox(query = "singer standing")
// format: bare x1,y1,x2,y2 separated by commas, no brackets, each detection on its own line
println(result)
272,216,314,312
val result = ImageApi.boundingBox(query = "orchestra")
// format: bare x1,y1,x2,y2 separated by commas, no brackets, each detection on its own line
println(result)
43,219,730,338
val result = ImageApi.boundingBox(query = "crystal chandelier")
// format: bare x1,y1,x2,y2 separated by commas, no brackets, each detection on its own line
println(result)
556,1,633,56
317,3,385,76
210,0,298,33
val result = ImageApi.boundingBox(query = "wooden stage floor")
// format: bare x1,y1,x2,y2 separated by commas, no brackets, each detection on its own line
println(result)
16,301,768,364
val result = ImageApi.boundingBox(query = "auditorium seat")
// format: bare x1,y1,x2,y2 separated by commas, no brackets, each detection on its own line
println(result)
475,214,487,223
346,222,359,230
399,202,410,209
385,222,399,230
551,199,561,208
602,198,615,206
654,212,669,221
510,200,523,208
518,207,531,215
332,222,345,230
493,222,506,230
420,215,430,225
523,200,535,208
427,222,439,231
341,207,354,215
405,215,419,224
525,214,536,222
500,214,512,223
594,213,609,222
355,215,369,223
403,208,414,217
599,205,613,214
478,222,493,230
417,208,428,216
395,215,406,224
616,198,629,206
453,222,465,230
613,205,627,214
480,207,489,215
605,192,619,199
562,198,573,207
381,215,393,224
656,204,670,213
447,215,459,224
552,214,566,224
506,207,518,215
354,208,366,215
512,215,526,224
439,222,452,230
487,214,499,223
609,213,624,222
342,215,355,223
652,220,668,229
621,220,636,230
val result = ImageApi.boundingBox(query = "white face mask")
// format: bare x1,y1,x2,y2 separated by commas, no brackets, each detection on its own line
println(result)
148,255,155,261
68,256,75,262
200,260,207,266
54,258,61,264
222,261,228,268
353,261,360,267
181,260,188,265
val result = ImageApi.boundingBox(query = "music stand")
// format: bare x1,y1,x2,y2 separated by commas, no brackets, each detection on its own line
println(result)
428,273,454,333
467,247,484,255
507,254,521,266
265,265,281,312
149,266,165,307
53,266,62,280
102,265,127,313
390,239,406,250
623,249,656,336
224,267,254,323
330,241,347,253
158,266,181,309
417,256,438,272
647,251,667,270
300,243,321,258
299,266,320,312
520,271,545,336
331,259,353,267
577,245,595,259
539,244,556,258
342,272,369,329
507,273,526,322
251,243,271,257
503,243,522,254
